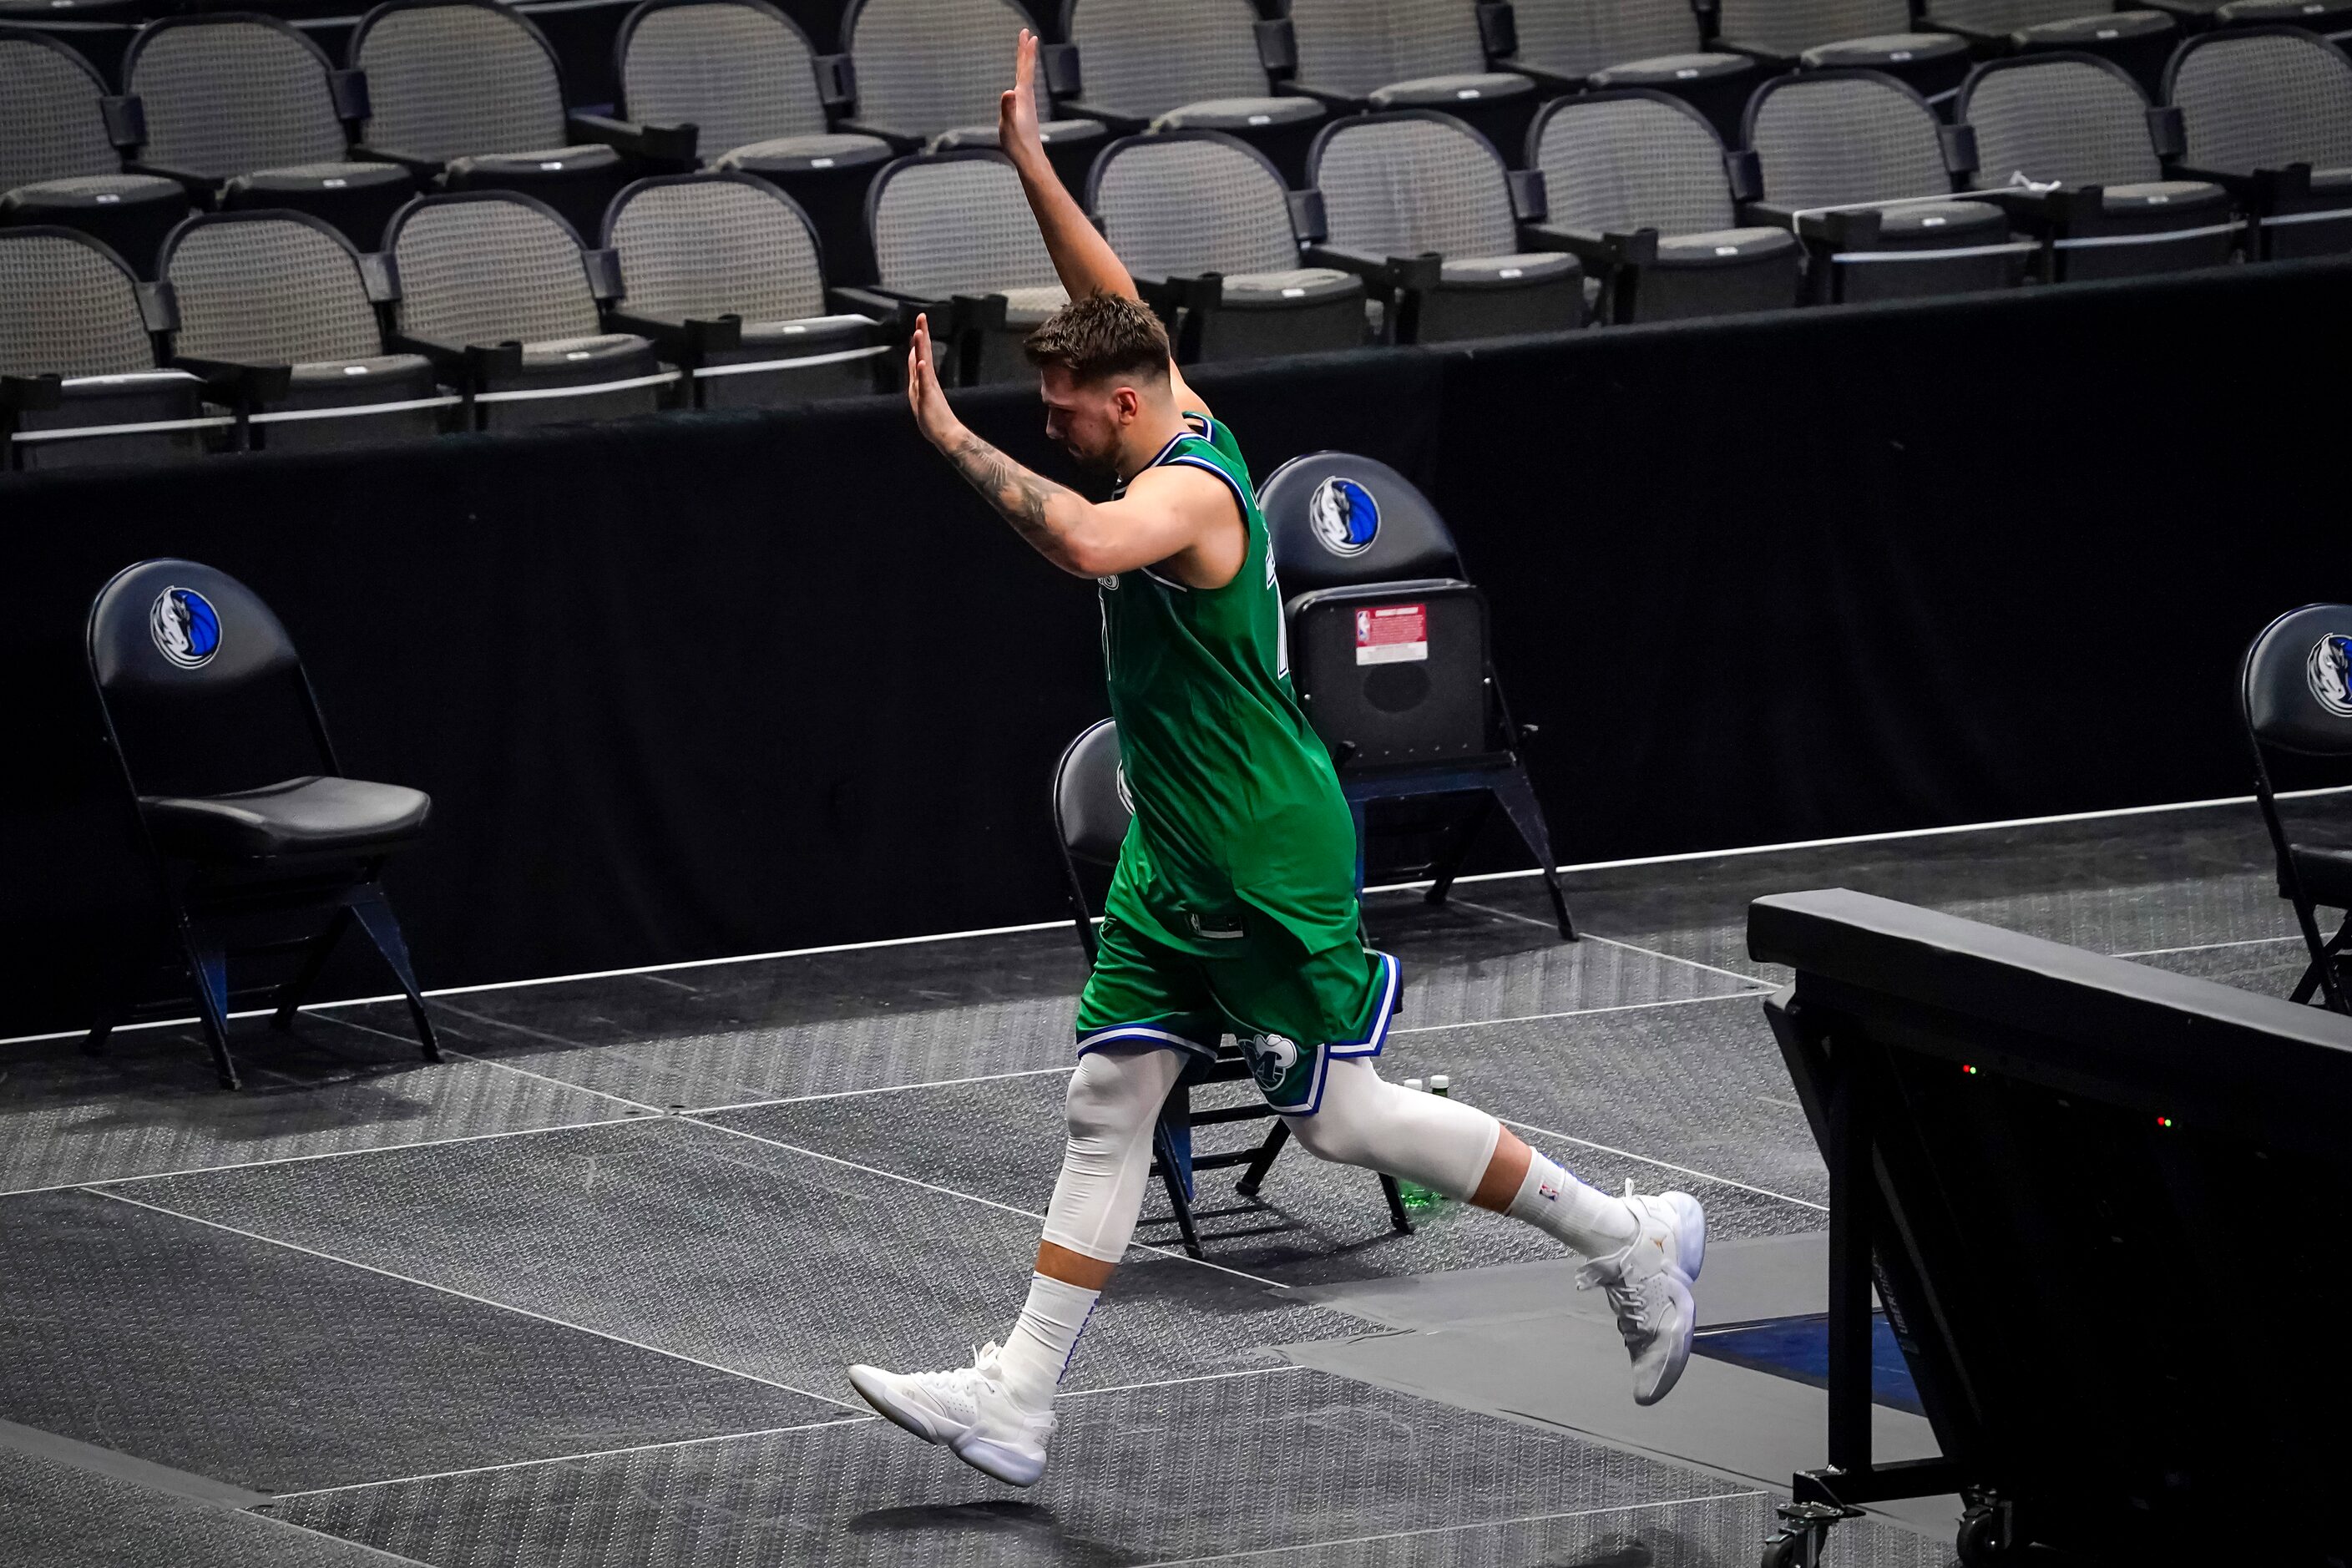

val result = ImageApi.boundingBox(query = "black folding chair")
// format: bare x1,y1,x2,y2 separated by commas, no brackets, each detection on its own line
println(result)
85,559,442,1087
1052,718,1409,1257
2240,603,2352,1014
1258,451,1576,942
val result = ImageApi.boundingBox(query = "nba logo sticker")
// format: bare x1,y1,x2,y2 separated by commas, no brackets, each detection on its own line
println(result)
2310,635,2352,718
1309,477,1380,557
149,586,221,669
1356,603,1428,666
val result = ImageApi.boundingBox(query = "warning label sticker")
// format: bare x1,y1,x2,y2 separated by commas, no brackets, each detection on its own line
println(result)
1355,604,1429,665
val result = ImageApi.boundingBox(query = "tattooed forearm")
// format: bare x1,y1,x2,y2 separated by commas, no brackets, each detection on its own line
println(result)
948,429,1080,561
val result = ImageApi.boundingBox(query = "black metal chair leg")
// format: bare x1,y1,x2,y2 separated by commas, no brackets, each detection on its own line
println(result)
350,893,443,1060
1379,1172,1413,1234
271,906,354,1030
1424,794,1495,908
1489,766,1576,942
1152,1120,1204,1257
1232,1119,1291,1198
176,920,240,1090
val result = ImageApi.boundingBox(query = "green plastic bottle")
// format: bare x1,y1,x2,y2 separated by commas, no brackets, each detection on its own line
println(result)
1399,1079,1440,1211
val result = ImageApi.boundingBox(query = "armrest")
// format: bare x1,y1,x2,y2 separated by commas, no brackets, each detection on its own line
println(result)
836,119,926,154
169,356,294,407
1041,41,1081,99
2146,104,2187,164
329,68,371,124
1476,2,1518,59
814,53,855,113
1746,201,1885,246
1520,222,1654,270
1257,16,1297,77
123,160,219,202
1288,189,1328,244
101,94,146,153
1508,168,1548,223
352,145,447,177
1500,59,1587,93
1689,0,1719,21
605,309,742,364
1278,79,1370,112
582,247,625,302
0,373,63,414
385,331,524,384
1302,245,1440,299
1056,99,1150,135
569,112,697,164
1939,122,1980,182
1726,148,1763,205
827,284,923,334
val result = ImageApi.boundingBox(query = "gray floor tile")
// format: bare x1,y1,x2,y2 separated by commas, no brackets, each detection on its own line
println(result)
126,1117,1363,1404
0,1189,834,1494
0,1015,631,1196
270,1369,1743,1568
0,1446,413,1568
2120,937,2313,998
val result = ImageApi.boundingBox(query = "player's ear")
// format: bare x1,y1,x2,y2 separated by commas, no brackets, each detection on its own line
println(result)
1114,385,1142,423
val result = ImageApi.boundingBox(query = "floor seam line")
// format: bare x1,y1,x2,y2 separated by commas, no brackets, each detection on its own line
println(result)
1576,931,1776,989
1127,1488,1773,1566
2111,933,2302,959
1393,991,1771,1036
82,1186,861,1411
1496,1118,1828,1212
240,1505,450,1567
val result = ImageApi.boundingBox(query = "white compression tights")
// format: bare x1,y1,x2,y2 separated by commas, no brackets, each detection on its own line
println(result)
1038,1047,1504,1265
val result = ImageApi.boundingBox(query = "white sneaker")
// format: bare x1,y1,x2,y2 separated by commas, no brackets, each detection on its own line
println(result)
846,1343,1059,1487
1577,1181,1707,1407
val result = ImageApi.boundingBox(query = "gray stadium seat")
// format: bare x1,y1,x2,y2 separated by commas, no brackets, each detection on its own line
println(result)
1523,91,1803,321
0,226,210,468
2167,26,2352,256
1926,0,2177,94
384,190,674,427
1955,52,2237,279
837,0,1105,195
612,0,890,280
1717,0,1970,100
1088,130,1367,362
119,15,414,253
1060,0,1323,182
851,148,1061,384
1741,68,2031,301
1307,110,1584,344
602,172,893,405
1498,0,1754,130
158,210,450,450
2146,0,2352,37
0,0,136,84
1277,0,1535,159
0,26,191,279
350,0,684,242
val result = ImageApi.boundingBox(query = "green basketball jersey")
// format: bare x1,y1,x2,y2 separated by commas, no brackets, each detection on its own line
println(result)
1099,413,1359,959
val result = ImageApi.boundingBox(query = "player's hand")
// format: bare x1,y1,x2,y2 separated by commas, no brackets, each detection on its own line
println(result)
906,312,962,451
998,28,1044,166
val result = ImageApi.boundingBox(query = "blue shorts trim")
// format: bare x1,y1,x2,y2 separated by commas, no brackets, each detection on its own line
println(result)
1074,1024,1221,1062
1328,951,1401,1060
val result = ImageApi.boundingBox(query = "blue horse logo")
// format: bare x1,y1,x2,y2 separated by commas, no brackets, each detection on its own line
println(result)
149,586,221,670
1308,477,1380,558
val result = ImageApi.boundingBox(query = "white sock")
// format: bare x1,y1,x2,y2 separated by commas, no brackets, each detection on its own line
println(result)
1508,1153,1639,1259
995,1272,1099,1412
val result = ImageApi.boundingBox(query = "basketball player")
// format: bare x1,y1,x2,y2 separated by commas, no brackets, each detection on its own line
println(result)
847,33,1705,1487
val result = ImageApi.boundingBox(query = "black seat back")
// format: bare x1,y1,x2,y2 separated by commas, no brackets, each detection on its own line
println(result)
2243,603,2352,758
1260,450,1462,596
1053,716,1130,868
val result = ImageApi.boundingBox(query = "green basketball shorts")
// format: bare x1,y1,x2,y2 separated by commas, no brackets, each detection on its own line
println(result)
1072,908,1399,1115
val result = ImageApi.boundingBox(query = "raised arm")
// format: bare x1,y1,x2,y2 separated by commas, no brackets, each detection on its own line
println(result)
999,31,1209,419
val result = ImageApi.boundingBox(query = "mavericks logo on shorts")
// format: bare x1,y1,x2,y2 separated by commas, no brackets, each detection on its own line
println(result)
149,586,221,670
1308,477,1380,558
2309,635,2352,718
1243,1032,1313,1108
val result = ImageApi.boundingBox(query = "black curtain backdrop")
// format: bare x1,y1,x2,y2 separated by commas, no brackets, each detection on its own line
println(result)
2,260,2343,1036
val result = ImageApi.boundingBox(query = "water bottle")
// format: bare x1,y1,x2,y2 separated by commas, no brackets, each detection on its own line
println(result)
1399,1078,1440,1211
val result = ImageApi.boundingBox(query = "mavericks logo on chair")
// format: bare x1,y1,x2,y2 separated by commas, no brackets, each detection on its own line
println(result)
2309,635,2352,718
1308,477,1381,558
149,587,221,670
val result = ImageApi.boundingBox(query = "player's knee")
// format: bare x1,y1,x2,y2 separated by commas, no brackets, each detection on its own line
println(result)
1284,1060,1404,1170
1065,1050,1160,1149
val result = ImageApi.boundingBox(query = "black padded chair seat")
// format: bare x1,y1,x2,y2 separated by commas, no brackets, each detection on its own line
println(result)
1368,71,1533,109
446,143,621,181
1867,200,2010,245
235,160,412,196
2289,842,2352,907
1439,251,1579,286
931,119,1105,152
510,332,663,385
1658,225,1803,265
1800,31,1968,68
282,352,442,403
1,173,185,210
2097,179,2231,215
1587,52,1754,89
716,132,893,174
0,175,190,276
1152,95,1324,132
2219,0,2352,23
1220,266,1361,306
2013,8,2174,44
142,775,432,859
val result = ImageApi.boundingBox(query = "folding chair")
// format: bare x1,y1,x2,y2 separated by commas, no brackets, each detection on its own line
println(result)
1258,451,1576,942
1053,718,1411,1257
2239,604,2352,1014
84,559,441,1089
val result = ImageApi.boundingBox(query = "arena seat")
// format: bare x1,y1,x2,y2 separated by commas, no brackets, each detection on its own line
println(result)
1740,69,2031,302
119,15,414,253
348,0,688,243
1494,0,1754,142
0,226,211,468
83,558,443,1091
1306,111,1585,344
1059,0,1323,185
602,172,893,404
0,0,136,83
1955,52,2238,279
1275,0,1535,164
383,189,675,427
0,26,191,280
1051,718,1412,1259
1257,450,1576,940
837,0,1105,195
1716,0,1970,102
1088,131,1367,363
2149,0,2352,38
1523,90,1803,321
158,210,450,450
1926,0,2179,95
2240,604,2352,1014
611,0,891,281
852,147,1062,384
2166,25,2352,256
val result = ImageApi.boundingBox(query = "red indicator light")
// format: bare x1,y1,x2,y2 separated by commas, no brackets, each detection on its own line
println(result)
2157,1115,2173,1128
1962,1065,1979,1075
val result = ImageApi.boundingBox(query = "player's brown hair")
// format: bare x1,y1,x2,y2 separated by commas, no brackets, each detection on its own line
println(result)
1023,291,1172,387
